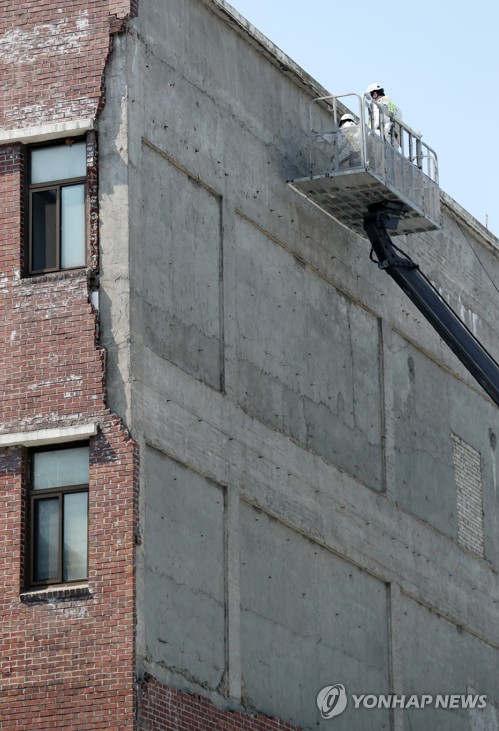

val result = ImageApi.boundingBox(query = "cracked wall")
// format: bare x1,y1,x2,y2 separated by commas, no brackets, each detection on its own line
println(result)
0,3,138,729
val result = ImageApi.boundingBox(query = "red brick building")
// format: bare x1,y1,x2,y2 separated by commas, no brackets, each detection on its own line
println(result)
0,3,138,728
1,2,498,730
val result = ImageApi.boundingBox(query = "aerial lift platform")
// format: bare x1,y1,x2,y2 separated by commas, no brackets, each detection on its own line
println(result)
290,92,441,237
289,93,499,407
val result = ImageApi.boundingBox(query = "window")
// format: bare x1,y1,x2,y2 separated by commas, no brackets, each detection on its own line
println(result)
28,444,89,586
28,140,87,274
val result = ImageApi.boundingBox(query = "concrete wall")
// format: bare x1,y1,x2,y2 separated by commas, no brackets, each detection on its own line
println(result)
142,446,226,690
97,1,499,728
399,595,499,731
239,504,390,730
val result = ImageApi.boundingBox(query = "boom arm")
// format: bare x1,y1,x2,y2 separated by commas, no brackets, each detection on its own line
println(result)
364,202,499,407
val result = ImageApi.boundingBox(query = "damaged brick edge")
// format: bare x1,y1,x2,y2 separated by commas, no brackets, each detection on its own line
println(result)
20,584,93,604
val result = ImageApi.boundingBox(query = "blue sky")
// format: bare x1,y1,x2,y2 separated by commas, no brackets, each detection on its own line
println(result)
226,0,499,237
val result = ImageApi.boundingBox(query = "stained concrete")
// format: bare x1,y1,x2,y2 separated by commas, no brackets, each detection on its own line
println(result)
239,504,390,729
96,0,499,728
143,446,225,690
400,595,499,730
234,216,383,490
141,142,223,390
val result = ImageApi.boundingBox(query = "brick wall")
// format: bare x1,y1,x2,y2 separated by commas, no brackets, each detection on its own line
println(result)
0,139,138,726
0,418,138,730
0,138,104,431
0,2,138,728
137,676,304,731
0,0,136,130
452,434,484,557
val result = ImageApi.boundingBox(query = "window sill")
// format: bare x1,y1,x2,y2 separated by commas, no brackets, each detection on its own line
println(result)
20,583,92,604
19,268,90,285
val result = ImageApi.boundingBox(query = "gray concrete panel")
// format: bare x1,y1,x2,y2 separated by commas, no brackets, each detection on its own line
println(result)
400,594,499,730
234,216,383,490
391,334,457,537
137,0,313,179
240,503,390,729
141,142,222,390
391,331,499,552
143,446,225,690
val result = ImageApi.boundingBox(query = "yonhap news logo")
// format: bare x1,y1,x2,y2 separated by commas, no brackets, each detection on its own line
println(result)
316,685,348,719
317,685,487,719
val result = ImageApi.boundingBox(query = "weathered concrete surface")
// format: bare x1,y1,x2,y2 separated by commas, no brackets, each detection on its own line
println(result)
239,504,390,729
400,594,499,730
142,446,225,691
141,141,223,390
97,0,499,728
98,31,132,424
234,216,383,490
391,329,499,557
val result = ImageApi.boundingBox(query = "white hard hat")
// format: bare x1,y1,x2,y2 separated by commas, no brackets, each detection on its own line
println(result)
339,113,355,125
366,82,383,94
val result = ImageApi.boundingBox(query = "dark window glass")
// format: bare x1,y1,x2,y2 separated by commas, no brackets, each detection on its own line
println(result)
29,445,89,587
33,497,60,582
28,141,87,275
31,189,57,272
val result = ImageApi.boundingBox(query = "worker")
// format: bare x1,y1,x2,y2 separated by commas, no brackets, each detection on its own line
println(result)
366,83,402,146
336,113,361,168
339,112,356,129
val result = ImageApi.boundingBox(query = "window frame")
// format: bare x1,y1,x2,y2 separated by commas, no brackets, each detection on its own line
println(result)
27,443,90,589
27,139,88,276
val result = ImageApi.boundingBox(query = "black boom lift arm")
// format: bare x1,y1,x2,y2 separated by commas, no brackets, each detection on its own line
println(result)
363,202,499,408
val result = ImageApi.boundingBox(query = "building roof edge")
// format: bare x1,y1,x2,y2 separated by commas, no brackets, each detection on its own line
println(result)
207,2,499,252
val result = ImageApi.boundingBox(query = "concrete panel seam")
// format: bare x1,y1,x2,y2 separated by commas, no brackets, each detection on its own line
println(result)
142,137,222,200
398,587,499,650
145,440,229,489
239,494,387,585
388,583,405,731
235,207,379,318
219,189,226,393
224,478,242,700
391,325,496,407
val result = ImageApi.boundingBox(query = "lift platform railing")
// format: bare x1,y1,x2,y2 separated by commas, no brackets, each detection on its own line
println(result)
307,92,441,229
361,94,439,183
309,92,438,181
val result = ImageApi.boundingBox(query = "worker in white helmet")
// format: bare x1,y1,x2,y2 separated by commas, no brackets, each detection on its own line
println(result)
366,83,402,146
336,113,361,168
339,113,356,128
